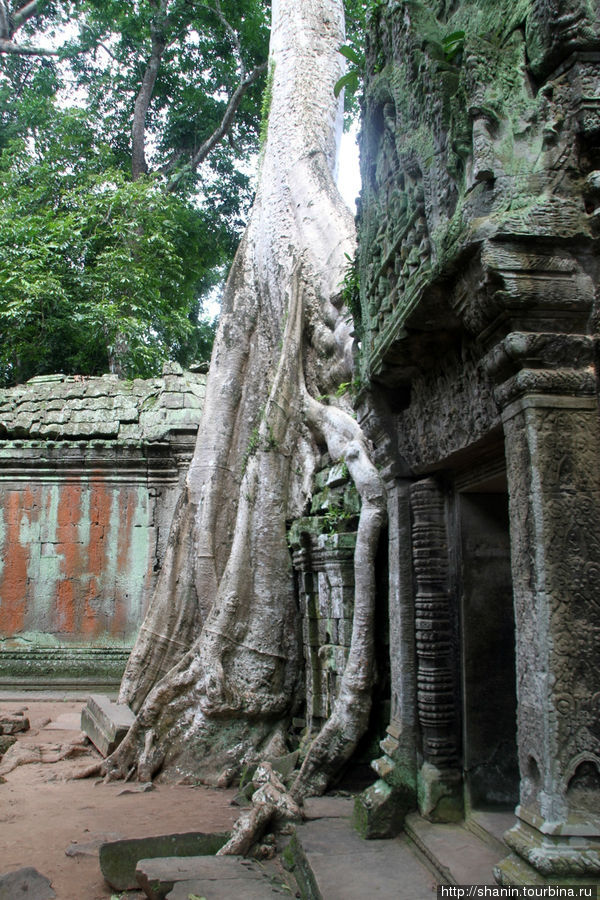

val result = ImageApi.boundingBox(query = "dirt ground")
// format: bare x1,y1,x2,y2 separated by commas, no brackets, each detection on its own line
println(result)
0,697,239,900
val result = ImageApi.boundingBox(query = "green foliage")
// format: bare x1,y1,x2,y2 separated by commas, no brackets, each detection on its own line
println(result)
340,251,362,340
335,0,369,125
69,0,269,198
442,30,465,63
0,0,269,385
334,45,364,99
0,113,223,385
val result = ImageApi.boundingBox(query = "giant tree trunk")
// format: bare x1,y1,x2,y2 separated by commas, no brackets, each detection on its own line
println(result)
102,0,385,794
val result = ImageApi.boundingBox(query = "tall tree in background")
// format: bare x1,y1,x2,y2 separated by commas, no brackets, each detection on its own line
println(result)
0,0,270,383
96,0,384,836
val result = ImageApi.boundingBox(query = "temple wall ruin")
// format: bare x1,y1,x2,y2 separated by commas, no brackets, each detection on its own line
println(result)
0,365,205,687
354,0,600,884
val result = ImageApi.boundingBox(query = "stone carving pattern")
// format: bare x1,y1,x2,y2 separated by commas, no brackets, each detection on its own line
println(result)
410,478,460,770
503,405,600,821
398,339,501,470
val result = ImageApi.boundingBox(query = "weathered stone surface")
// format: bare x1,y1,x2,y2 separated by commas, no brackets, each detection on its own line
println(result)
0,867,56,899
353,780,409,839
0,369,206,687
0,735,16,758
0,369,205,442
81,694,135,757
99,831,229,891
286,817,436,900
136,855,266,900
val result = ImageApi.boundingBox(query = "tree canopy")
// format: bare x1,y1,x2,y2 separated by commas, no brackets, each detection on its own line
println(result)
0,0,366,386
0,0,270,384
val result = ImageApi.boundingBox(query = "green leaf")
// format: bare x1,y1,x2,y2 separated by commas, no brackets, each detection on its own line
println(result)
338,44,363,67
441,30,466,46
334,71,360,99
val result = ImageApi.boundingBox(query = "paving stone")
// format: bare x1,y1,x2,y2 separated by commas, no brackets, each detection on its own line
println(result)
80,693,135,756
0,866,56,899
99,832,230,891
136,855,268,899
43,712,84,732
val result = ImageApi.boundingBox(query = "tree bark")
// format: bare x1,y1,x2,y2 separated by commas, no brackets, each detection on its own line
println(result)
102,0,384,798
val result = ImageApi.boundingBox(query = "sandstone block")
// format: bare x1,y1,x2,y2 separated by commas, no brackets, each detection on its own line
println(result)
80,694,135,757
99,831,229,891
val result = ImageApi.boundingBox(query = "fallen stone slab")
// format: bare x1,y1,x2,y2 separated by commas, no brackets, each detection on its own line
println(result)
80,693,135,756
136,855,266,900
0,714,30,735
0,866,56,900
99,831,230,891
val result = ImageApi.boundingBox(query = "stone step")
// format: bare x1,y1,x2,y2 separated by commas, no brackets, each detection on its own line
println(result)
287,809,438,899
137,855,287,899
465,809,515,857
404,811,507,886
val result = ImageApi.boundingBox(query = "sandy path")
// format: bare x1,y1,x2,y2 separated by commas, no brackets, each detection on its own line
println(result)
0,698,238,900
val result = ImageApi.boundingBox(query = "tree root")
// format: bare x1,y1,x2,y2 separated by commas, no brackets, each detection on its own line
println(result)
217,762,303,856
0,740,93,776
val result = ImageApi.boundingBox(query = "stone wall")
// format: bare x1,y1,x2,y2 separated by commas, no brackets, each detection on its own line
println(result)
0,365,205,688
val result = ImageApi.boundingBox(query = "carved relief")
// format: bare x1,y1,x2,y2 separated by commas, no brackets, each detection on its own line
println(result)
398,338,500,471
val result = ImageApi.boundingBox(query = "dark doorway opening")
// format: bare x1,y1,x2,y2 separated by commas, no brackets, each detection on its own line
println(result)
458,488,519,811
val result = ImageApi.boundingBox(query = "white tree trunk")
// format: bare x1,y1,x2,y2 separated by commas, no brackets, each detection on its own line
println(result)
102,0,385,796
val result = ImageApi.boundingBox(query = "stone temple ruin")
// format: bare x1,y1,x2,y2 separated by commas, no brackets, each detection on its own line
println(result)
348,0,600,889
1,0,600,891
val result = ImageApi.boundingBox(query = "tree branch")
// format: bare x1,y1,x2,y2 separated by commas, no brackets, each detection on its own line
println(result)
0,37,57,54
12,0,43,29
131,24,166,180
0,1,11,40
207,0,245,80
166,60,267,192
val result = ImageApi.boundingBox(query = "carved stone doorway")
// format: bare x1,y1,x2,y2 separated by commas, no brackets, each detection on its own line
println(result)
457,479,519,814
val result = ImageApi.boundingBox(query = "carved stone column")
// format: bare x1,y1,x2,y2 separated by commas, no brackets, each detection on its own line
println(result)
488,333,600,885
353,396,419,838
410,477,462,822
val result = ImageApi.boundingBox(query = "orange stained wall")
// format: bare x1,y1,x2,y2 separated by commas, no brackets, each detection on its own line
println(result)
0,478,154,646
